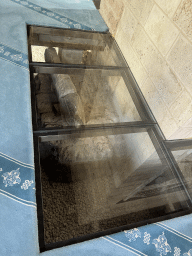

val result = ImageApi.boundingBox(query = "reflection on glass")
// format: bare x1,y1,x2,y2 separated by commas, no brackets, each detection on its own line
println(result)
39,132,189,244
172,149,192,196
31,31,123,67
29,26,192,248
34,69,142,128
31,30,147,128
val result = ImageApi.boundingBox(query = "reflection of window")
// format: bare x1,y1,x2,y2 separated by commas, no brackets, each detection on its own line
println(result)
28,25,192,253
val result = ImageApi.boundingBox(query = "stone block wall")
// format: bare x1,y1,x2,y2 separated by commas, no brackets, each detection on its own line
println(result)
100,0,192,140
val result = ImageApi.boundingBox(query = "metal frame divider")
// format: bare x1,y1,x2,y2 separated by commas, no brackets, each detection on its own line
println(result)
28,25,192,252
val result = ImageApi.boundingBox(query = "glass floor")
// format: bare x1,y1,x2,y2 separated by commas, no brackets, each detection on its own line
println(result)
28,25,192,252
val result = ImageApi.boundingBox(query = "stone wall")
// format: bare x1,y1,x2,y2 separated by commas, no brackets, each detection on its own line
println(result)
99,0,192,140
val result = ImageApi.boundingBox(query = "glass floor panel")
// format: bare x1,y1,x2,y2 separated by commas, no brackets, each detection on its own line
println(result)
39,131,189,244
28,25,192,251
33,69,144,129
30,27,124,67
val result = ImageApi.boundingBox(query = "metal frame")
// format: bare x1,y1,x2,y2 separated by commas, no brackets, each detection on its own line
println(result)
164,139,192,151
34,121,154,140
30,62,125,75
28,25,192,252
